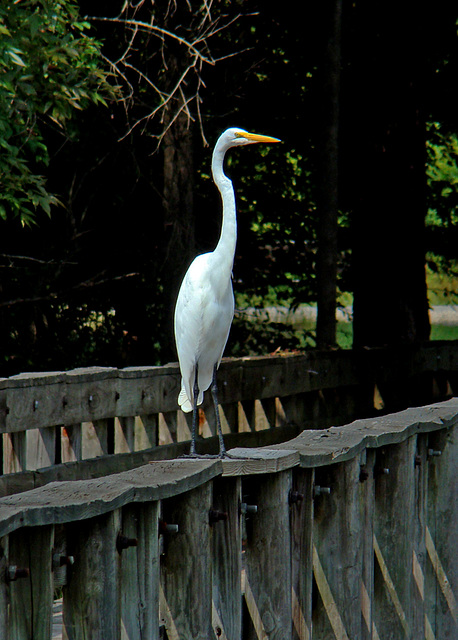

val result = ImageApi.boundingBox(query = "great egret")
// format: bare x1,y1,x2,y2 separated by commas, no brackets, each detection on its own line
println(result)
174,127,280,457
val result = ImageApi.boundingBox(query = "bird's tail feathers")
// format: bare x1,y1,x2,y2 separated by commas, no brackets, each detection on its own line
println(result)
178,384,203,413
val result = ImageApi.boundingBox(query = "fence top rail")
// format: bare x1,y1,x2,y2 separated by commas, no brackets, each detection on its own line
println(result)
2,343,458,433
270,398,458,467
0,458,221,537
0,398,456,537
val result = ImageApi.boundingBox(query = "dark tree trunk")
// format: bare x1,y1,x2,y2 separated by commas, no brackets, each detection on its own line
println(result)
161,103,196,359
342,1,430,348
316,0,342,350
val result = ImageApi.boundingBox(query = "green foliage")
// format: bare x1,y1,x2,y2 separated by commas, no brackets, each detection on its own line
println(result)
229,308,314,356
225,146,317,313
426,122,458,228
0,0,114,224
425,123,458,299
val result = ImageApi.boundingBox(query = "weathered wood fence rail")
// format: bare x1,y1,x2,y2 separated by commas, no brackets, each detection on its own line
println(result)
0,345,457,639
0,399,457,639
1,344,458,491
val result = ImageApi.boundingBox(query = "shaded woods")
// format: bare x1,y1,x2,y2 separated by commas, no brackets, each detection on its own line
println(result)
0,1,457,376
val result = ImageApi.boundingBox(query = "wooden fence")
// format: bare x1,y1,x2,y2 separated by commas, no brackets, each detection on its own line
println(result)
0,345,457,639
1,344,458,490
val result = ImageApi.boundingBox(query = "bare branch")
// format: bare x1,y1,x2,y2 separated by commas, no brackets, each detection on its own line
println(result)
85,3,255,147
0,272,139,309
85,15,214,66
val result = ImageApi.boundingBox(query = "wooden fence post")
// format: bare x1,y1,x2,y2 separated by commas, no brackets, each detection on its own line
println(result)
425,424,457,639
7,524,54,640
0,535,9,639
63,510,121,639
373,435,417,639
160,481,213,640
312,457,365,640
61,424,83,463
211,476,242,640
411,433,428,638
361,448,376,640
290,467,314,640
243,470,292,640
120,501,160,640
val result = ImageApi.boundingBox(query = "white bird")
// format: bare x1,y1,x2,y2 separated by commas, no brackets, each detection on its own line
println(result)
174,127,280,457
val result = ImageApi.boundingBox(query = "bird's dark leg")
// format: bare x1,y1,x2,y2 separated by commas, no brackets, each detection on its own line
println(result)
190,364,199,456
211,363,227,457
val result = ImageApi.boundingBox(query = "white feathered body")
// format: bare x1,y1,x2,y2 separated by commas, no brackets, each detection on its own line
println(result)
174,251,234,412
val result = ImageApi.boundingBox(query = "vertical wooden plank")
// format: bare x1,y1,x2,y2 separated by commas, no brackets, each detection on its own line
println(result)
312,457,364,640
238,400,255,432
0,535,8,639
120,502,160,640
373,436,417,639
360,449,376,640
26,426,56,470
291,467,314,640
201,395,216,439
281,393,306,428
412,434,428,638
135,414,159,450
53,524,72,590
426,425,458,640
82,418,110,458
160,482,213,640
243,470,292,640
8,524,54,640
254,398,276,431
115,416,135,453
61,424,83,462
64,510,121,640
219,402,239,434
2,431,26,473
212,476,242,640
177,411,192,443
159,411,178,445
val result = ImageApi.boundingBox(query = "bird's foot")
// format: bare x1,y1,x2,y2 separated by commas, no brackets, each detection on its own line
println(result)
180,452,220,459
218,450,240,459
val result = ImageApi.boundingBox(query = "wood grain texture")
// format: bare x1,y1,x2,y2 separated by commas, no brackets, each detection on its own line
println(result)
291,468,314,640
0,459,221,536
7,524,54,640
222,447,300,476
373,436,417,639
312,456,365,640
63,510,121,640
243,470,292,640
211,476,242,640
0,424,300,498
1,344,457,436
425,423,458,639
269,397,458,467
1,401,458,536
120,501,160,640
0,535,8,640
160,483,213,639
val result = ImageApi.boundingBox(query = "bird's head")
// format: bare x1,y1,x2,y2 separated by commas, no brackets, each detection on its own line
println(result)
219,127,281,150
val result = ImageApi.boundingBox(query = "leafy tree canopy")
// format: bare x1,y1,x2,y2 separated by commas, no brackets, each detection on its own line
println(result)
0,0,114,225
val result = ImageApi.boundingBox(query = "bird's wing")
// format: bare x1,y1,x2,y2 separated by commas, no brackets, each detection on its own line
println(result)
174,253,234,408
174,254,211,407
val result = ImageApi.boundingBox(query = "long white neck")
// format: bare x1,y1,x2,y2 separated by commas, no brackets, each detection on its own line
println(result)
211,140,237,273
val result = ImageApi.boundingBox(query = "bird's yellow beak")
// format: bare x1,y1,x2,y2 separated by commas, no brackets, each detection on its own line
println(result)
236,131,281,144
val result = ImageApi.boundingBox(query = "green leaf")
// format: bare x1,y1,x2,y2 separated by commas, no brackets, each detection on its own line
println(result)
7,50,27,67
